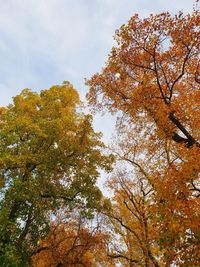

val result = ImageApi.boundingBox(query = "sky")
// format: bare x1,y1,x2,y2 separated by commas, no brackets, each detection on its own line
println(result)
0,0,195,141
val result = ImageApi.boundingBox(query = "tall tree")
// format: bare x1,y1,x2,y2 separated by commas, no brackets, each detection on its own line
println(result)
0,82,113,266
87,7,200,266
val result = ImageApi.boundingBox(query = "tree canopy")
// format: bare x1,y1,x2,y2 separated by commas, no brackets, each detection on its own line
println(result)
0,5,199,267
0,82,113,266
87,7,200,266
87,9,199,147
32,216,110,267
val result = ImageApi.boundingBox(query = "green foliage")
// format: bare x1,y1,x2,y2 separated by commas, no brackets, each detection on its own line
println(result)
0,82,113,265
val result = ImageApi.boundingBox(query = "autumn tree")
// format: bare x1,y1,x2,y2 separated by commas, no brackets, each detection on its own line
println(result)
101,133,162,267
87,8,199,148
105,172,160,267
87,6,200,266
31,215,111,267
0,82,113,266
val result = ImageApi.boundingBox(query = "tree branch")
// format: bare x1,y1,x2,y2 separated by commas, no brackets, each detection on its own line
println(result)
168,112,199,147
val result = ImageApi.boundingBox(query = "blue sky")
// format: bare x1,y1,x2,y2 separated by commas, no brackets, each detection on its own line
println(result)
0,0,195,140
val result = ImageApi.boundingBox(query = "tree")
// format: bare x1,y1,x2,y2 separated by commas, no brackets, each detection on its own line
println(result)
87,8,199,147
105,172,161,267
31,217,110,267
0,82,113,266
87,7,200,266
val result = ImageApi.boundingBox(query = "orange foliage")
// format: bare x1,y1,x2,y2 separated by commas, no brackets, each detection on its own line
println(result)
87,7,200,266
32,220,109,267
87,9,200,148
